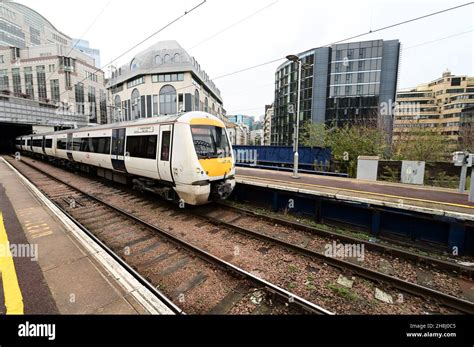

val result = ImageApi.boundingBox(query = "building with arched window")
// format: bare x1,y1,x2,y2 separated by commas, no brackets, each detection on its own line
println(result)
106,40,225,123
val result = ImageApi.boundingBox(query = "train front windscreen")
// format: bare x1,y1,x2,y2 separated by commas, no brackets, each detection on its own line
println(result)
191,125,231,159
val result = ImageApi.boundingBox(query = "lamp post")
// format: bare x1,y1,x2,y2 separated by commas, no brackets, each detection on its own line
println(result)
286,55,310,179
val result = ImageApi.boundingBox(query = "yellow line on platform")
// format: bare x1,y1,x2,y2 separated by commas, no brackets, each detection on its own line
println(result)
0,212,24,314
237,175,474,210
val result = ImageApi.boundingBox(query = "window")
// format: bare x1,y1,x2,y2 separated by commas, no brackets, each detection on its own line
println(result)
164,54,171,64
37,66,47,100
194,89,200,111
204,97,208,112
88,86,97,122
131,88,141,119
100,90,107,123
0,55,3,63
126,135,157,159
44,139,53,148
127,76,144,88
153,94,158,116
152,73,184,83
50,79,60,102
130,58,139,70
68,139,81,151
451,78,461,86
85,71,98,82
155,55,162,64
49,64,55,73
56,139,67,150
12,68,21,94
114,95,122,121
75,83,85,114
79,137,111,154
191,125,230,159
32,139,42,147
24,67,34,98
0,69,9,91
159,85,176,115
160,131,171,161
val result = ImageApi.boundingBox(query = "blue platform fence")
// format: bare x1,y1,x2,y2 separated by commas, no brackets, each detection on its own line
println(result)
232,146,346,177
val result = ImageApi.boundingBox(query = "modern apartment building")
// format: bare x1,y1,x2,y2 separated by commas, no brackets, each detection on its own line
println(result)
106,40,225,123
272,39,400,145
393,71,474,144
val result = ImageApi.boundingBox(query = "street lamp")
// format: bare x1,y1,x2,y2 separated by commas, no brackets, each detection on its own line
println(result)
286,55,310,179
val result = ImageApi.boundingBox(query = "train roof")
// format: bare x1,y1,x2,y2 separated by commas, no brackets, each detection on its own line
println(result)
18,112,224,138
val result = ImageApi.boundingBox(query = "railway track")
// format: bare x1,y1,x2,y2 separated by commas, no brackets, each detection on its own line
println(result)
214,202,474,279
6,155,474,314
4,156,330,315
191,204,474,314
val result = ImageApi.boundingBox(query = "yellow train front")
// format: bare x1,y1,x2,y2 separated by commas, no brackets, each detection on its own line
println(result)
171,112,236,205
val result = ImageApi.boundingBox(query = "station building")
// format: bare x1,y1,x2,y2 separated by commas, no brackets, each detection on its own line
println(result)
106,40,225,123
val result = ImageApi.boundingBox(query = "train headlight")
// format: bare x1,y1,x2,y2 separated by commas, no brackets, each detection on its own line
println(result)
195,168,201,174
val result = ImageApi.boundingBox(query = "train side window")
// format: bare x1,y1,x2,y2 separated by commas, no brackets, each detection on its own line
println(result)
56,139,67,150
100,137,111,154
45,139,53,148
126,135,157,159
146,135,157,159
160,131,170,161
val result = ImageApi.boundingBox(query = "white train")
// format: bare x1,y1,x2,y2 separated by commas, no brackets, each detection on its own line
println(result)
16,112,236,205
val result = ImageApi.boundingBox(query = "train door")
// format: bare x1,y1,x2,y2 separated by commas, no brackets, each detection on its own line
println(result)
66,133,74,161
111,128,127,172
158,125,173,182
42,136,46,155
29,136,33,151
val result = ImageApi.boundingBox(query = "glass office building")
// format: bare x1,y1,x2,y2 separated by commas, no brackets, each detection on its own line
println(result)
272,39,400,146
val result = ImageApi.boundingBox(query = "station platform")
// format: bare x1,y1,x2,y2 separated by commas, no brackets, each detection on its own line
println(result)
236,167,474,221
0,158,169,315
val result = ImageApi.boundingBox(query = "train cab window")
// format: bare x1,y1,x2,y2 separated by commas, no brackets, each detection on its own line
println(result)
160,131,171,161
191,125,230,159
45,139,53,148
126,135,157,159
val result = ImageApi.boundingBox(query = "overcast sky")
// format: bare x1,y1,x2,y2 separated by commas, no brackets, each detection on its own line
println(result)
16,0,474,119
